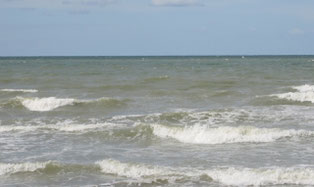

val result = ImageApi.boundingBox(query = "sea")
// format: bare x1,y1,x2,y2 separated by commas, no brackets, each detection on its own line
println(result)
1,56,314,186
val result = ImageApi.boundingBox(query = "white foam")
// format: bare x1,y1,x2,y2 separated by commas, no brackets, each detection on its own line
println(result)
272,92,314,103
96,159,201,183
18,97,75,111
96,159,314,186
0,161,51,176
271,84,314,103
0,89,38,93
151,124,313,144
0,126,39,133
16,97,121,111
111,109,253,127
97,159,176,178
293,84,314,92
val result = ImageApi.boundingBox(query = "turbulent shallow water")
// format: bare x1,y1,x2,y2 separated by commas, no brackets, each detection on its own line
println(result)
1,56,314,186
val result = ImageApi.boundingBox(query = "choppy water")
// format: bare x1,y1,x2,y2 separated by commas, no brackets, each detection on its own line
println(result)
1,56,314,186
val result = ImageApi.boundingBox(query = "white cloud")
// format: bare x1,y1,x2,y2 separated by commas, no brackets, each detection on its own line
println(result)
152,0,201,7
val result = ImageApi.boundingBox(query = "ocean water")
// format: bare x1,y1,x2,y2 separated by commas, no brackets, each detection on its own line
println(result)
1,56,314,186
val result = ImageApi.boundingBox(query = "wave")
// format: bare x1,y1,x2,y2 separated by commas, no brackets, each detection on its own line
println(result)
0,161,99,176
96,159,207,184
110,109,257,126
270,84,314,103
19,97,75,111
96,159,314,186
0,125,39,133
0,161,53,176
0,89,38,93
110,106,314,128
3,96,128,111
207,166,314,186
293,84,314,92
2,119,314,144
272,92,314,103
0,122,119,133
151,124,314,144
2,159,314,186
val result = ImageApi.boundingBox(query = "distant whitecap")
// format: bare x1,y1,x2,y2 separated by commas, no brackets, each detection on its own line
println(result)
0,89,38,93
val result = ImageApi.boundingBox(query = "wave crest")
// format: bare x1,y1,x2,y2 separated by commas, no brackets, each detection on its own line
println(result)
96,159,209,184
207,167,314,186
3,121,313,144
293,84,314,92
96,159,314,186
97,159,175,178
151,124,313,144
19,97,75,111
110,109,256,126
3,96,128,111
2,159,314,186
0,89,38,93
271,84,314,103
0,161,100,176
0,161,53,176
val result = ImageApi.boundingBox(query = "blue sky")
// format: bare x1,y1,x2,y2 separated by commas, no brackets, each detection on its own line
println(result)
1,0,314,56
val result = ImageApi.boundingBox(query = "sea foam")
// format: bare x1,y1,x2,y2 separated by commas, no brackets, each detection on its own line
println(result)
96,159,314,186
96,159,202,183
0,89,38,93
151,124,313,144
0,125,39,133
293,85,314,92
207,167,314,186
15,96,126,111
19,97,75,111
2,159,314,186
271,84,314,103
0,161,51,176
96,159,177,179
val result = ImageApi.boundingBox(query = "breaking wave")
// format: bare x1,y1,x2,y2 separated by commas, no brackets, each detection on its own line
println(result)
96,159,314,186
96,159,208,184
0,161,54,176
207,167,314,186
0,161,99,176
3,120,314,144
110,109,260,126
3,96,128,111
293,85,314,92
20,97,75,111
2,159,314,186
151,124,314,144
0,89,38,93
270,84,314,103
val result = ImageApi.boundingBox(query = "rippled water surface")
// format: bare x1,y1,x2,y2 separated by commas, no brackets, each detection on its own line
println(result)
1,56,314,186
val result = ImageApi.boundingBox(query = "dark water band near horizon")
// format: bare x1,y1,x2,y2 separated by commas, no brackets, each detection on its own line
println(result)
1,56,314,186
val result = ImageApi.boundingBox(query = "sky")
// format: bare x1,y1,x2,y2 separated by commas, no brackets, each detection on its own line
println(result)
0,0,314,56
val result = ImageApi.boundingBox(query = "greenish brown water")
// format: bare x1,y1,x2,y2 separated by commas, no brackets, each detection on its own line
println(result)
1,56,314,186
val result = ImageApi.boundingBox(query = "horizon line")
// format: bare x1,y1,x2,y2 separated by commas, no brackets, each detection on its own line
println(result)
1,54,314,58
